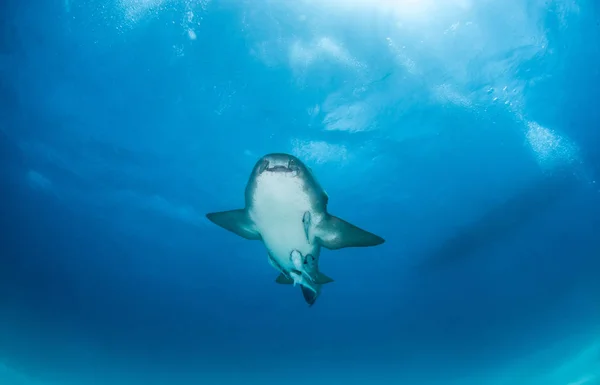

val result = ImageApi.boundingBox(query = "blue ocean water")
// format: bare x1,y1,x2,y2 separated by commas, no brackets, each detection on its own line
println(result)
1,0,599,384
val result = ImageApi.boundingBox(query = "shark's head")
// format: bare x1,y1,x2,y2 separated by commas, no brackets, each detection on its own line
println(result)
245,152,329,210
251,153,308,178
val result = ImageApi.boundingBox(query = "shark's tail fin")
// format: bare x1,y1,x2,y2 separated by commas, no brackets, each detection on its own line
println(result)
301,285,319,307
300,273,334,307
275,272,333,307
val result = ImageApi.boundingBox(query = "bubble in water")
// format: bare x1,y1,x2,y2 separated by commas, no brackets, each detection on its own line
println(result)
525,121,578,170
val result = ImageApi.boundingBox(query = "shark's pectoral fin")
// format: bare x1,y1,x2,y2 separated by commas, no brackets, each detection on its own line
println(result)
300,285,318,307
205,209,261,240
314,272,334,285
275,273,294,284
316,214,385,250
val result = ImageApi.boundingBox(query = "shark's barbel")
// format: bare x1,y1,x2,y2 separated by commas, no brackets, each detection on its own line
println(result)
206,153,385,306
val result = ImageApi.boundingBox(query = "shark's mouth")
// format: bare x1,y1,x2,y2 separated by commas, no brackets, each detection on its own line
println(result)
258,159,300,174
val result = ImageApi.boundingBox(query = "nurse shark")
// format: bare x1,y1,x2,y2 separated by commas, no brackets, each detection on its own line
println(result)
206,153,385,306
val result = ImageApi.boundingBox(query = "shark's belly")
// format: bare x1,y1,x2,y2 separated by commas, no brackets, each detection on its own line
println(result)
248,173,319,272
250,204,318,271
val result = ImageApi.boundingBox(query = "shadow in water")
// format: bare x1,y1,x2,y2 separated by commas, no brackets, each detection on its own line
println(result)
417,168,581,270
0,0,18,56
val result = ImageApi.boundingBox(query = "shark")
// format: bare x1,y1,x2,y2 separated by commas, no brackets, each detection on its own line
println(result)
206,153,385,306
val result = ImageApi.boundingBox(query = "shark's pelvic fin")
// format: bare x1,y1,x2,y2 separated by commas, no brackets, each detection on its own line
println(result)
275,273,294,284
205,209,261,240
316,214,385,250
276,270,333,286
302,211,311,243
313,272,334,285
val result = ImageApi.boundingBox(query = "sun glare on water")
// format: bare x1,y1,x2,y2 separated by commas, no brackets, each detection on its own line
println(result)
308,0,472,21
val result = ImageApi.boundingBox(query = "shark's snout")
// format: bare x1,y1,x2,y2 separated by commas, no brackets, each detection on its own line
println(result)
257,154,301,175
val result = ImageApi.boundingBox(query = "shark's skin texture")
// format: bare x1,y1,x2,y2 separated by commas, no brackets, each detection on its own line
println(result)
206,153,385,306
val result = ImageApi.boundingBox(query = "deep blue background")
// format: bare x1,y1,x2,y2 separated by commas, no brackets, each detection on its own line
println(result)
1,0,599,384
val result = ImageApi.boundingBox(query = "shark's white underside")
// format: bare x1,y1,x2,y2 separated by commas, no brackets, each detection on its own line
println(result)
248,172,322,275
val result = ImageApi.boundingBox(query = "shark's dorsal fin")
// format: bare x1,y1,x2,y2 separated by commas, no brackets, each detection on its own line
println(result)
206,209,261,240
316,214,384,250
275,273,294,284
